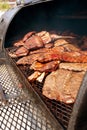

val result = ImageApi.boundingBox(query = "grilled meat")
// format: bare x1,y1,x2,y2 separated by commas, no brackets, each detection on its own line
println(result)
37,46,65,63
61,43,80,51
42,69,85,104
80,36,87,50
62,51,87,63
12,35,44,57
36,31,51,44
54,39,68,46
59,63,87,71
44,43,54,48
16,46,64,65
28,71,41,82
36,72,46,83
36,31,47,37
29,40,79,55
11,30,77,58
8,30,87,105
16,53,42,65
51,34,74,41
29,46,54,55
37,31,75,44
13,31,36,47
24,35,44,50
37,47,87,63
8,47,19,58
30,61,59,72
16,44,87,65
22,31,36,42
14,40,24,47
15,46,29,57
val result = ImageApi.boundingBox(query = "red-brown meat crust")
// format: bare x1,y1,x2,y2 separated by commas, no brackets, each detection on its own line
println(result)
16,53,41,65
42,69,85,104
24,35,44,50
15,46,29,57
37,48,87,63
22,31,36,42
30,61,59,72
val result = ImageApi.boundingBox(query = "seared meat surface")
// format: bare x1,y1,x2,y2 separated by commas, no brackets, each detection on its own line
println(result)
15,46,29,57
30,61,59,72
22,31,36,42
14,35,44,57
59,63,87,71
16,53,41,65
10,30,76,58
16,46,64,65
23,35,44,50
37,31,52,44
37,48,87,63
7,30,87,104
42,69,85,104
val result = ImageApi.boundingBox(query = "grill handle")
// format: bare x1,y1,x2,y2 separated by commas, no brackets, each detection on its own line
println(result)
16,0,52,5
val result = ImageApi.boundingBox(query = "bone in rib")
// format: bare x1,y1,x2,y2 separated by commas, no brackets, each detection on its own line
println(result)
59,63,87,71
16,46,64,65
37,48,87,63
42,69,85,104
30,61,60,72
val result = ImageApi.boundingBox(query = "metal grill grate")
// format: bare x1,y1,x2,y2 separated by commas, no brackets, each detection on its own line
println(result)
0,64,21,94
6,47,74,129
19,65,73,129
32,81,73,129
0,63,58,130
0,100,54,130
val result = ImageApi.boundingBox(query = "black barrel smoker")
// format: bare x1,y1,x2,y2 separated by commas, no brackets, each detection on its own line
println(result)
0,0,87,130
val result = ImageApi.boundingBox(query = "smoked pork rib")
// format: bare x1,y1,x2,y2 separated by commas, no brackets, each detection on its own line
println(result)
16,45,87,65
16,46,64,65
59,63,87,71
42,69,85,104
23,35,44,50
28,71,41,82
14,31,36,47
30,61,59,72
16,53,41,65
37,48,87,63
15,35,44,57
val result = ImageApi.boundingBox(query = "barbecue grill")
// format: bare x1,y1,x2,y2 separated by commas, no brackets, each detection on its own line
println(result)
0,0,87,130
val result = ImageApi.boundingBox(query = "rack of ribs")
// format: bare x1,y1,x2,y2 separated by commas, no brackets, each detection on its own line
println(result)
10,30,75,58
42,69,85,104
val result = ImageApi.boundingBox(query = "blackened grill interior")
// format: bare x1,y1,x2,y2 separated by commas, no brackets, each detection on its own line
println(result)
4,0,87,47
4,0,87,130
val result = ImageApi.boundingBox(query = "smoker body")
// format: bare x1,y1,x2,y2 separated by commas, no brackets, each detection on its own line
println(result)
0,0,87,130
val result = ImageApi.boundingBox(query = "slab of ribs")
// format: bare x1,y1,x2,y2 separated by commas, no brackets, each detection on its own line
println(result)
7,30,87,104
